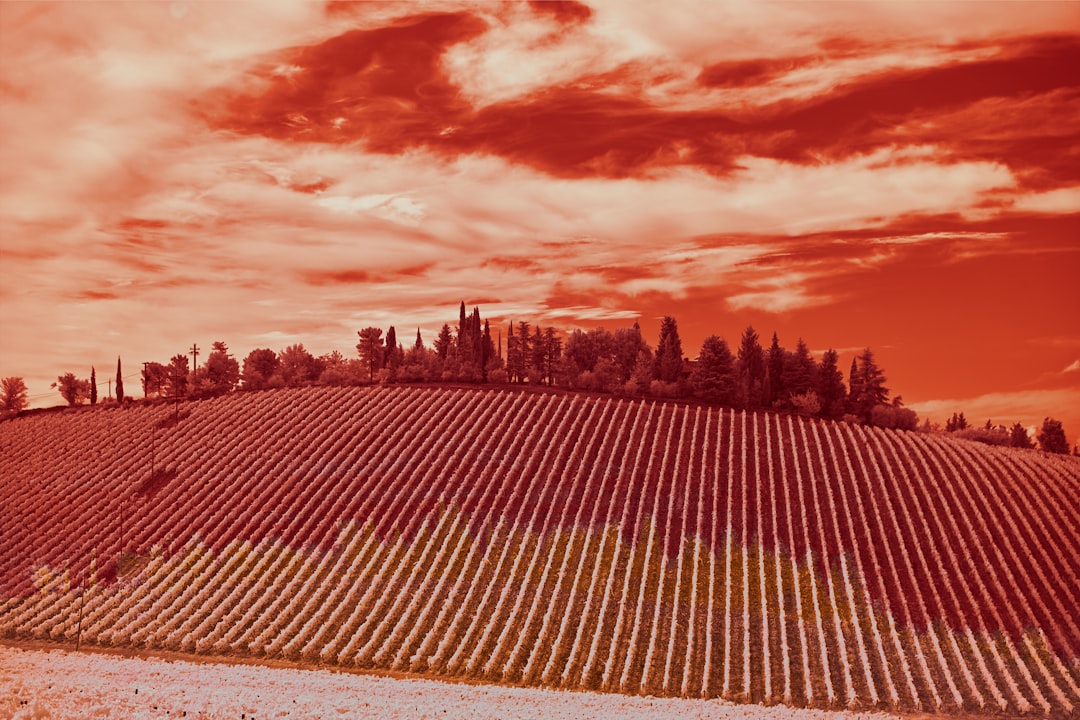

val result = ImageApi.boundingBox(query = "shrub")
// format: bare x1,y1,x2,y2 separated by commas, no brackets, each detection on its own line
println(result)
955,426,1011,447
789,390,821,417
870,404,919,431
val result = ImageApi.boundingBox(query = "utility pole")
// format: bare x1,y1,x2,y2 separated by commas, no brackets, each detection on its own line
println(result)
190,343,200,374
107,378,112,401
142,361,149,399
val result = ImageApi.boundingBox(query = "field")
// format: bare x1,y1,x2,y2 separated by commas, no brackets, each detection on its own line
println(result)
2,385,1078,716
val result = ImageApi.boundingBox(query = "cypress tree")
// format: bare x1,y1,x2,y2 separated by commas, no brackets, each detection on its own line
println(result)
847,356,860,413
115,357,125,403
516,321,532,383
90,366,97,405
853,348,889,421
736,325,765,408
816,349,846,419
766,332,785,406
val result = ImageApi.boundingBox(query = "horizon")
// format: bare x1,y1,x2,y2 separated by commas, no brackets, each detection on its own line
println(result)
1,1,1078,440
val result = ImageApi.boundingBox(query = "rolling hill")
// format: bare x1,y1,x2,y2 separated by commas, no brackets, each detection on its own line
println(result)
1,385,1078,716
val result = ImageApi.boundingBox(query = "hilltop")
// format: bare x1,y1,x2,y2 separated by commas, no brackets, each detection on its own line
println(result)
1,385,1078,716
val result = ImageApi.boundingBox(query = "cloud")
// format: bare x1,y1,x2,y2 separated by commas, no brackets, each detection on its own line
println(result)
2,0,1078,437
1012,187,1080,214
1065,360,1080,373
315,194,428,226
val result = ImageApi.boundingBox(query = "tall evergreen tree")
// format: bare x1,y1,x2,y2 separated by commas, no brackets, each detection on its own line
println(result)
691,335,736,405
90,366,97,405
515,321,532,383
736,325,765,408
785,338,817,400
434,324,453,362
852,348,889,421
816,349,846,419
1009,422,1034,449
482,319,498,380
1037,417,1069,454
384,326,403,379
530,325,548,384
847,356,860,412
653,316,684,383
414,328,424,352
115,357,125,403
766,332,785,406
543,326,560,386
385,326,397,363
506,321,520,383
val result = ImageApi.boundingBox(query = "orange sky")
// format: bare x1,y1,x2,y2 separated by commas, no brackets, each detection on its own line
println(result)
1,1,1078,442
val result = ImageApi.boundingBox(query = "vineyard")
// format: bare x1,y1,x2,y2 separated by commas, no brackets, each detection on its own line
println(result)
1,385,1078,716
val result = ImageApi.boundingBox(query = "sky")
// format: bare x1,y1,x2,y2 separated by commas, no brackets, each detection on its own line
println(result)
1,1,1078,441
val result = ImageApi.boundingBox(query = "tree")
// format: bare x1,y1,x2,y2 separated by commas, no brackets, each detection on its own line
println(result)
736,325,765,408
383,326,404,380
278,344,320,387
946,412,969,432
242,348,280,390
851,348,889,422
613,322,649,384
784,338,817,403
204,341,241,394
542,326,560,386
141,362,169,398
482,319,499,380
0,377,29,413
816,349,846,420
53,373,89,406
653,316,684,383
115,357,125,403
766,332,785,406
434,324,453,363
167,354,189,398
847,357,860,413
691,335,736,405
90,366,98,405
1009,422,1034,449
1037,417,1069,454
356,327,385,383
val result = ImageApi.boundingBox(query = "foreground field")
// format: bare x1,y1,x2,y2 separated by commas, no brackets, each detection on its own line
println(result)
2,386,1079,716
0,645,907,720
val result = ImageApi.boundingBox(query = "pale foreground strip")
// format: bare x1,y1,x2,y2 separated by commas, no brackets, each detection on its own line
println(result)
0,646,906,720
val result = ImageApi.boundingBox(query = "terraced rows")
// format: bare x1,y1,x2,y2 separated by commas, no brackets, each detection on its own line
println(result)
1,386,1078,716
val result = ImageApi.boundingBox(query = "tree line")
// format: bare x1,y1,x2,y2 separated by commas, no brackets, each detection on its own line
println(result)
2,302,1072,454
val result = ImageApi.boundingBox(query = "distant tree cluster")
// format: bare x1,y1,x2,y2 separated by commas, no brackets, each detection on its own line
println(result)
943,413,1070,454
24,302,1071,452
